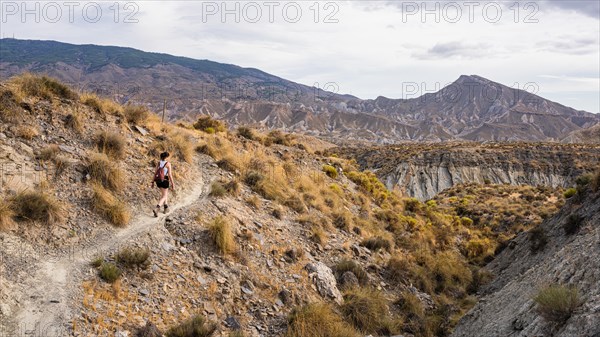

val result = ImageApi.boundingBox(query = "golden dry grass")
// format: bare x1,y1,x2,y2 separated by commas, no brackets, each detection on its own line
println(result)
0,200,16,230
207,216,236,255
87,153,125,191
10,190,65,225
286,303,360,337
11,73,78,101
15,125,39,140
91,184,130,227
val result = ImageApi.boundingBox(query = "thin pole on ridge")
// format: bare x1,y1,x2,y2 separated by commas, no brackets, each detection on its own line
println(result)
162,99,166,123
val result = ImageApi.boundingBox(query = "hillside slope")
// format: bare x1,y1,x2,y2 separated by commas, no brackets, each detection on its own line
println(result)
2,39,599,143
451,179,600,337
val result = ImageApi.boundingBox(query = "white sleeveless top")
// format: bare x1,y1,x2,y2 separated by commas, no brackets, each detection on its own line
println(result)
159,160,169,176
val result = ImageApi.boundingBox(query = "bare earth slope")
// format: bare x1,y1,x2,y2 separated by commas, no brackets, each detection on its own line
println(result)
451,184,600,337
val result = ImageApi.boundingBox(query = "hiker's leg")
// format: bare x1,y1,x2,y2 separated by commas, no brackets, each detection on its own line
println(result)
158,188,168,206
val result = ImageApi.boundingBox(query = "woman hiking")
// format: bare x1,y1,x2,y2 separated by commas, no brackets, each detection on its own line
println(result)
152,152,175,217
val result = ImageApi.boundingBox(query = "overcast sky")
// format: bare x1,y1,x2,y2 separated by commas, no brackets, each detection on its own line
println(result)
1,0,599,112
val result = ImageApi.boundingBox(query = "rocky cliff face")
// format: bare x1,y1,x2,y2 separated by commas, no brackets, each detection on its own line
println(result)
336,143,600,200
451,181,600,337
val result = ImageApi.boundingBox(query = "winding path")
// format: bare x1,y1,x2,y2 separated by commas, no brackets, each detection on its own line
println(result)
11,177,207,337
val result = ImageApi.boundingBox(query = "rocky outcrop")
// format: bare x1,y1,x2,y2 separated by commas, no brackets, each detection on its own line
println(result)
337,143,600,200
306,262,344,305
451,184,600,337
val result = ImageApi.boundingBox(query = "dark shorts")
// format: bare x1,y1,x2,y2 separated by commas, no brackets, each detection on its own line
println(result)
155,177,170,189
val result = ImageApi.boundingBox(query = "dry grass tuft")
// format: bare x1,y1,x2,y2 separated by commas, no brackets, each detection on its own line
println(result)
341,287,397,334
80,93,122,115
0,86,23,122
116,247,150,270
10,190,65,225
124,104,150,124
286,303,360,337
12,73,78,101
208,216,236,255
91,184,130,227
166,315,217,337
87,153,125,191
95,130,126,159
149,130,194,163
193,115,226,133
534,285,581,324
15,125,39,140
64,112,83,133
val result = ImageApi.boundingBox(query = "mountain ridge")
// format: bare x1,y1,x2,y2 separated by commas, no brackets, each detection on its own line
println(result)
1,38,598,143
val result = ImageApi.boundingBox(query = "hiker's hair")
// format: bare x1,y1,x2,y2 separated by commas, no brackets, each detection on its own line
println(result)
160,152,170,160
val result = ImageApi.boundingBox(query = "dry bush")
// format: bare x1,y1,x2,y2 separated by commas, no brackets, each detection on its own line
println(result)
563,214,583,235
534,285,581,324
116,247,150,270
265,130,295,146
99,262,122,283
244,171,286,201
149,130,194,163
80,93,122,115
124,104,150,124
0,200,16,230
237,126,257,140
15,125,39,140
593,170,600,192
209,181,227,197
10,190,65,225
361,236,393,252
166,315,217,337
193,115,226,133
286,303,360,337
310,225,326,244
208,216,236,255
245,195,262,209
12,73,78,100
87,153,125,191
396,292,428,335
95,130,126,159
65,112,83,133
38,145,60,161
529,226,548,253
284,195,307,213
217,156,242,173
91,184,130,227
322,165,338,179
341,287,398,334
332,211,354,231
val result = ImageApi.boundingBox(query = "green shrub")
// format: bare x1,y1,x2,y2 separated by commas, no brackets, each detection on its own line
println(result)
99,262,122,283
116,247,150,269
563,188,577,199
166,315,217,337
193,115,226,133
529,226,548,253
534,285,581,324
322,165,338,179
563,214,583,235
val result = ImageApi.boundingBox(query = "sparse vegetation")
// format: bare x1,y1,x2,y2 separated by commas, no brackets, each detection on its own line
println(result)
95,130,126,159
534,285,581,324
91,184,130,227
99,262,122,283
208,216,236,254
116,247,150,270
64,112,83,132
237,126,257,140
0,86,23,122
286,303,360,337
80,93,122,115
10,190,65,225
149,130,194,163
166,315,217,337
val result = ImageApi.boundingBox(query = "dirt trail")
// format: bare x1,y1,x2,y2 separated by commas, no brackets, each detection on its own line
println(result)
11,176,207,337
